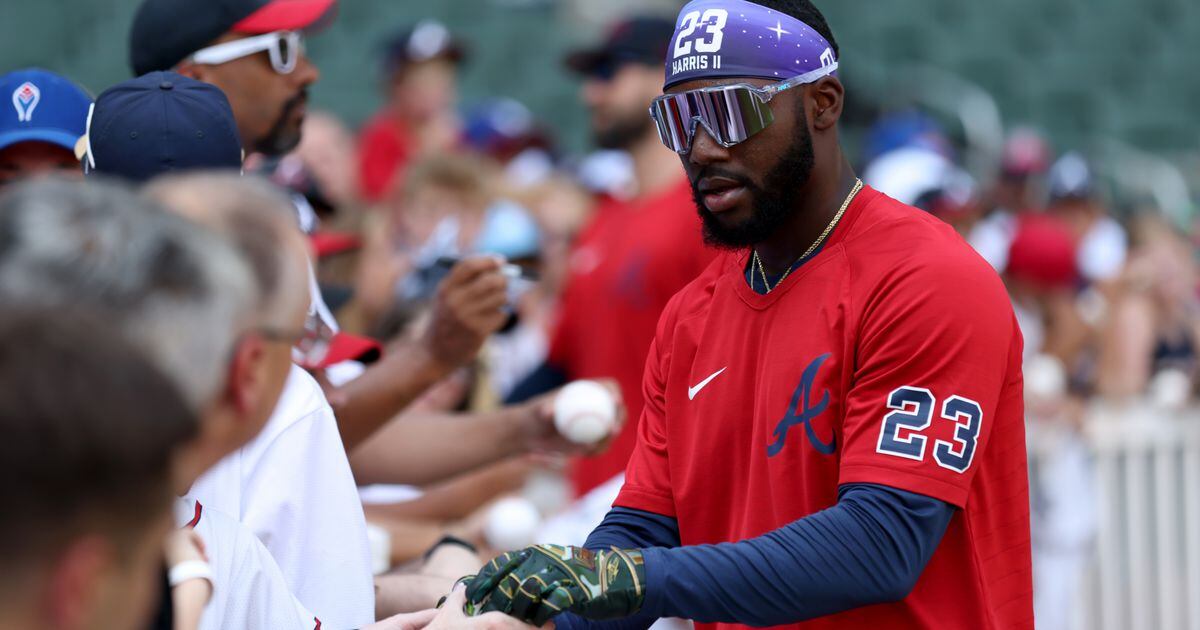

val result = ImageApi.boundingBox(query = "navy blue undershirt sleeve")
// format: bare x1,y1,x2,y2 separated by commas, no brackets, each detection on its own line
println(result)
556,483,954,630
554,508,682,630
584,507,682,550
505,360,569,404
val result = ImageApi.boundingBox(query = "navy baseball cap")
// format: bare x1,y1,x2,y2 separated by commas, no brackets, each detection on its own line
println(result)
382,20,467,77
83,72,242,182
0,68,91,153
130,0,337,76
1047,152,1095,202
565,16,676,78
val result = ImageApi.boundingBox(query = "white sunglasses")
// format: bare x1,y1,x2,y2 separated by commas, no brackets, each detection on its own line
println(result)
190,31,305,75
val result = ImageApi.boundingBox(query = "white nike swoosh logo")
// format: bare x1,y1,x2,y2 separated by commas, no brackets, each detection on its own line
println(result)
688,367,727,400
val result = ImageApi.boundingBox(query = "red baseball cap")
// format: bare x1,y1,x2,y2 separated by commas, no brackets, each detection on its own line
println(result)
1006,214,1078,289
233,0,338,34
318,332,382,368
308,231,361,258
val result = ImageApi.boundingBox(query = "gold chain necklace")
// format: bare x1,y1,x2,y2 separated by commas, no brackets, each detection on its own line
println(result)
753,178,863,293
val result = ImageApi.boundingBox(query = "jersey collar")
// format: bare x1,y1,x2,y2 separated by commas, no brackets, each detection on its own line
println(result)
729,185,880,310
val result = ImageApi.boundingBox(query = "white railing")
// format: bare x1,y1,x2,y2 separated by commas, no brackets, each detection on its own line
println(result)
1031,406,1200,630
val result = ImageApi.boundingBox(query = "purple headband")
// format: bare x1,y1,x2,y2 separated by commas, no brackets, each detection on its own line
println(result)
664,0,838,89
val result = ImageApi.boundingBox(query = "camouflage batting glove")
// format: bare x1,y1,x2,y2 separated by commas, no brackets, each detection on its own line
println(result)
465,544,646,626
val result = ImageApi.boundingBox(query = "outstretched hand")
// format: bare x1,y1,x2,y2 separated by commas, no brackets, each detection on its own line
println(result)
417,585,549,628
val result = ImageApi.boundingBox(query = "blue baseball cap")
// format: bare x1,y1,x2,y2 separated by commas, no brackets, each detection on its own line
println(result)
474,200,541,261
84,71,243,182
0,68,91,153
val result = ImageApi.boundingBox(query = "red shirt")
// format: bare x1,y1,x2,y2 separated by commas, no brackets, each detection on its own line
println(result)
550,179,715,496
616,186,1033,629
357,112,413,203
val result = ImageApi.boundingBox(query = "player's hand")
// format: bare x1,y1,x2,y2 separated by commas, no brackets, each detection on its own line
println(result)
464,544,645,626
423,256,509,372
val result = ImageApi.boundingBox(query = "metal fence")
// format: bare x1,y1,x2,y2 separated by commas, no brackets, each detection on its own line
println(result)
1032,407,1200,630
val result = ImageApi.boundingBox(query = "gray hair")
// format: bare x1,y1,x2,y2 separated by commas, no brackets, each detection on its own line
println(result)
143,173,308,330
0,178,256,410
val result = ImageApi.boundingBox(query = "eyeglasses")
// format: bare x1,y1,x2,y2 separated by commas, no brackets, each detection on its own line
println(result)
648,62,838,154
190,31,305,75
255,311,334,368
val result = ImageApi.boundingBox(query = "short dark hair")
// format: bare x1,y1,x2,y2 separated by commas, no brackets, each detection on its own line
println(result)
753,0,839,58
0,309,197,578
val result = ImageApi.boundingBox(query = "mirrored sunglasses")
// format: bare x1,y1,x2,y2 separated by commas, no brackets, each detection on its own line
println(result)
648,62,838,154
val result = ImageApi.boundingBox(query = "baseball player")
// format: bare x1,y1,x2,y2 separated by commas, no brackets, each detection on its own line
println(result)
463,1,1033,629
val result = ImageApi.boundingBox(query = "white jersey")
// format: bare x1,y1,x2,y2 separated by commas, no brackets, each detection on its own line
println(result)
188,365,375,629
175,497,319,630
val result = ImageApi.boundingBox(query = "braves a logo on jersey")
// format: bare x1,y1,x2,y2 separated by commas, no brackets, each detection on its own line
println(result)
767,353,836,457
12,82,40,122
615,251,651,308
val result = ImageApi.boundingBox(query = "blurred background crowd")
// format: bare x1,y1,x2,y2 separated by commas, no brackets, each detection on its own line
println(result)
2,1,1199,629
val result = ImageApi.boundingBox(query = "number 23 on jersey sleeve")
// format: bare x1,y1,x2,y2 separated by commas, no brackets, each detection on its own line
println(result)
837,254,1023,508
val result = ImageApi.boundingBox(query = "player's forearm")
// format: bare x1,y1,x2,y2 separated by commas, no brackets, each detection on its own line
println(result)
336,341,454,450
639,484,955,626
350,408,527,486
366,457,533,522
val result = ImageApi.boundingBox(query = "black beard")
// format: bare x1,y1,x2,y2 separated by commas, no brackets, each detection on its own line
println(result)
691,119,815,250
593,109,653,150
254,91,307,156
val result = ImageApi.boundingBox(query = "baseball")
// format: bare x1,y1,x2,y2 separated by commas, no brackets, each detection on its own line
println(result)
484,496,542,551
554,380,616,445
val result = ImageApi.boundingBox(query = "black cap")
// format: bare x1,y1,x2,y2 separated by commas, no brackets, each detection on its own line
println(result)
83,72,242,182
382,20,467,77
565,16,676,79
129,0,336,76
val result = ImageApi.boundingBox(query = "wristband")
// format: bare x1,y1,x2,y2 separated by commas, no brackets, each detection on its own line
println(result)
423,535,478,562
169,559,214,589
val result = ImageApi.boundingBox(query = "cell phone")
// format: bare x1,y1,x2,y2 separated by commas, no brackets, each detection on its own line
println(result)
433,256,539,282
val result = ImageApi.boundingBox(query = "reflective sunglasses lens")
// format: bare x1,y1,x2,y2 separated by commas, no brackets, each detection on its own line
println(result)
650,101,674,151
729,88,773,140
651,95,695,153
694,87,772,146
649,86,775,153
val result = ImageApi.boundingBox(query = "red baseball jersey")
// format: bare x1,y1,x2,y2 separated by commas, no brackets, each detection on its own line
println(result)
550,179,716,496
614,186,1033,629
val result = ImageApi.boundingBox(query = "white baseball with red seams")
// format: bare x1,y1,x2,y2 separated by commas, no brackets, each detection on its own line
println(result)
553,380,616,445
485,496,542,551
